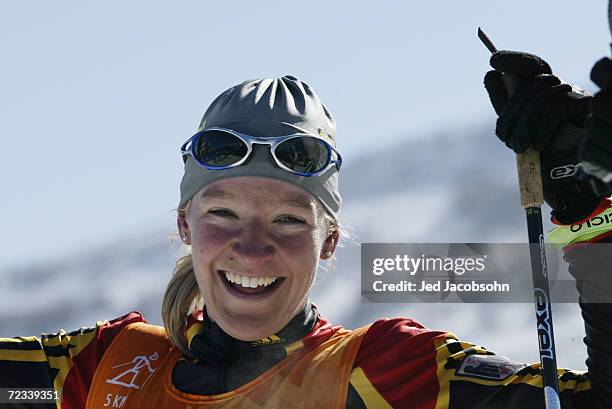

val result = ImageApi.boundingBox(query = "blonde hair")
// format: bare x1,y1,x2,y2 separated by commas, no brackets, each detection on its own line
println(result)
161,253,201,357
161,201,339,356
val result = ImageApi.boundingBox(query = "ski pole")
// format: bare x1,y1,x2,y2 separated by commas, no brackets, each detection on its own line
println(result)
478,28,561,409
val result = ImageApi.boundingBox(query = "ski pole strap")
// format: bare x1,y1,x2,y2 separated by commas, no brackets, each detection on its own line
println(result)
547,206,612,246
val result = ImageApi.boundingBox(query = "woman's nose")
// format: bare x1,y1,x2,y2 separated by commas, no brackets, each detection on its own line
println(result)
230,221,275,267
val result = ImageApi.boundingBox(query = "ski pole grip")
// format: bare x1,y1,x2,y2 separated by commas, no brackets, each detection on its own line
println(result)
502,73,545,208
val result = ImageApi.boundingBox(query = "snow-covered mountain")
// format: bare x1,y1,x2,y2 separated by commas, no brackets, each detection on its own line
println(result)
0,123,587,370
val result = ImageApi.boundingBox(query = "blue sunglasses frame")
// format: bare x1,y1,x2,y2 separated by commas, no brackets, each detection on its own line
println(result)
181,127,342,177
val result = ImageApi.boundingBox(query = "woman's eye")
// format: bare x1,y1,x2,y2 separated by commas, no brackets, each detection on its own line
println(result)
277,215,305,224
207,209,237,218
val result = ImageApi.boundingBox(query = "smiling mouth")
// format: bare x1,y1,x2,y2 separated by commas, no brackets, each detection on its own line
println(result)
218,270,284,296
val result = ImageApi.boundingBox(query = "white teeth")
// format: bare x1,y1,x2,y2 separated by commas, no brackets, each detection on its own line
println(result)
223,271,279,288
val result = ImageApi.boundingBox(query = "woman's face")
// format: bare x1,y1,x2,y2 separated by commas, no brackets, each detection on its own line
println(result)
178,177,338,341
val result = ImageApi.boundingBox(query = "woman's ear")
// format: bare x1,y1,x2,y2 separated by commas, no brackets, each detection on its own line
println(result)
321,230,339,259
177,210,191,245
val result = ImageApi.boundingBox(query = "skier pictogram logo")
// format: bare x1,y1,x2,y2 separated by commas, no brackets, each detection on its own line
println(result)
105,352,159,390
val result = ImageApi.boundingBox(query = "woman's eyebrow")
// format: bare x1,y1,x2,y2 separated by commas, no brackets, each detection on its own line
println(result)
199,187,235,201
283,195,316,210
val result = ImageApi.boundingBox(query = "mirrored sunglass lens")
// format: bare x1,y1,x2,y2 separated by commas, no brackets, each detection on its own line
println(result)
275,137,330,173
194,130,247,167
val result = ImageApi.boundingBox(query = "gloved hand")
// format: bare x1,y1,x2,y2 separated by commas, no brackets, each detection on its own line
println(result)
579,57,612,184
484,50,603,224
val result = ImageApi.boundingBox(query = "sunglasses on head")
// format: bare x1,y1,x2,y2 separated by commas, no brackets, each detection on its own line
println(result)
181,127,342,177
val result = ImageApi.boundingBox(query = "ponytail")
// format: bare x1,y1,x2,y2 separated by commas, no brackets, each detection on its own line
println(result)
161,254,201,358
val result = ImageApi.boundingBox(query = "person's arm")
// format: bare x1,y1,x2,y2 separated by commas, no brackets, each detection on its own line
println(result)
560,232,612,408
0,311,146,409
346,317,595,408
579,56,612,187
482,50,612,408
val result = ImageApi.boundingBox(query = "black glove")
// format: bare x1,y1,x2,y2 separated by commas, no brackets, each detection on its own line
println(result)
579,57,612,185
484,50,602,224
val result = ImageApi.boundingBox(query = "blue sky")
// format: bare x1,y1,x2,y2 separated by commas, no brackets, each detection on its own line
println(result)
0,1,609,269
